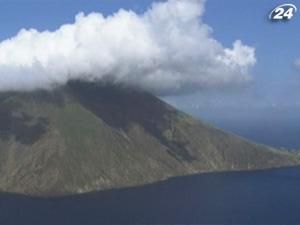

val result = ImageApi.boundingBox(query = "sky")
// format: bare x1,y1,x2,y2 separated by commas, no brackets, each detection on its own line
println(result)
165,0,300,118
0,0,299,138
167,1,300,145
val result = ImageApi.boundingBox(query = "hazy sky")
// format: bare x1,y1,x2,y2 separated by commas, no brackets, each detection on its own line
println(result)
0,0,299,122
164,0,300,125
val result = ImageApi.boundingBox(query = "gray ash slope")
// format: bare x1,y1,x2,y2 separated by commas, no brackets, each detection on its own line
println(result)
0,81,298,196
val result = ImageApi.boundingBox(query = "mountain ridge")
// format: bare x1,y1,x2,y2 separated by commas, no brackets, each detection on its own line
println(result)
0,81,298,196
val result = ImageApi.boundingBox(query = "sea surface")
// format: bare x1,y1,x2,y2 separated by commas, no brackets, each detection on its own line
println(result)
1,167,300,225
210,119,300,150
193,113,300,150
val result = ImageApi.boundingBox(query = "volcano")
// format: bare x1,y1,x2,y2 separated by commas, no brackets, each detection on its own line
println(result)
0,81,298,196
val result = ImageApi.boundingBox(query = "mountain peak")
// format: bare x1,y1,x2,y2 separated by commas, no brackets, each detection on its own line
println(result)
0,82,298,196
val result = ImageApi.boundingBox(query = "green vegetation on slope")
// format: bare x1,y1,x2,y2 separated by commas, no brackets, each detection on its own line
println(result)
0,82,298,196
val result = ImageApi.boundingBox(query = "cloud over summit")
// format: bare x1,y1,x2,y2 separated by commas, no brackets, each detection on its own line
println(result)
0,0,256,95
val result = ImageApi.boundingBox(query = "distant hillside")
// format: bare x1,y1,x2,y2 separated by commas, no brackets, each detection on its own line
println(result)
0,81,298,196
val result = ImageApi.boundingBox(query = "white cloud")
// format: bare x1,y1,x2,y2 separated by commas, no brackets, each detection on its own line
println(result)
0,0,256,95
295,58,300,69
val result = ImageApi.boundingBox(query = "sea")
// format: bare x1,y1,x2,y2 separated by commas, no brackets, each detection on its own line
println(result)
193,111,300,150
1,167,300,225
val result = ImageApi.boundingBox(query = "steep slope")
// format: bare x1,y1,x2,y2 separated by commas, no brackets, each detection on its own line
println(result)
0,81,298,196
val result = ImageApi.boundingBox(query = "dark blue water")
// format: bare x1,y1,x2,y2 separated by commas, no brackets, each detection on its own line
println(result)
1,167,300,225
213,120,300,150
193,113,300,150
